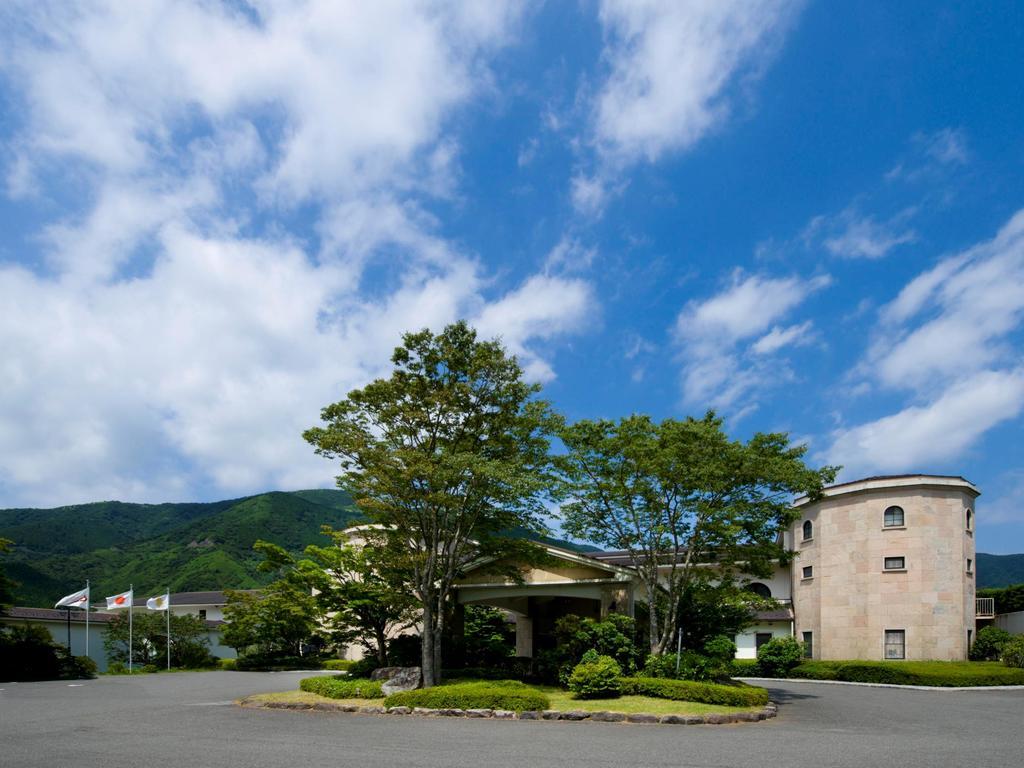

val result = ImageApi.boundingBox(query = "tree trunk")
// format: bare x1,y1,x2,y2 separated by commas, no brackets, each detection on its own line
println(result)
375,626,388,666
421,599,437,687
646,581,661,654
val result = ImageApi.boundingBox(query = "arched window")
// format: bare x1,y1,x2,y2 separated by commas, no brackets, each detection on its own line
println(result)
966,508,973,531
884,506,904,527
746,582,772,599
802,520,813,541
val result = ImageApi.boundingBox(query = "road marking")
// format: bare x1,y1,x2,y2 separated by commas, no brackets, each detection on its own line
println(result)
68,684,84,687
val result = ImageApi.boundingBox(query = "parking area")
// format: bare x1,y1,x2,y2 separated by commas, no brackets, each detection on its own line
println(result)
2,672,1022,768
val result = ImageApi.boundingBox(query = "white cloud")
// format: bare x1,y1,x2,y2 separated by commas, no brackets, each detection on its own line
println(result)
827,210,1024,477
570,174,612,217
475,275,597,382
544,236,597,274
866,209,1024,392
821,214,916,260
593,0,802,163
0,2,597,507
886,128,970,182
675,271,829,410
826,369,1024,478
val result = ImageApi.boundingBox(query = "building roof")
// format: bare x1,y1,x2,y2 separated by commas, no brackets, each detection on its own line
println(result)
4,607,118,623
793,474,980,506
3,606,225,629
754,606,794,622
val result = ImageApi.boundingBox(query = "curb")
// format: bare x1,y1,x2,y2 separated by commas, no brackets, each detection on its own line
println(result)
739,677,1024,692
237,697,778,725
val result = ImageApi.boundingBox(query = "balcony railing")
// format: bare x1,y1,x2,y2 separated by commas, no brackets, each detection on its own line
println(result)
976,597,995,618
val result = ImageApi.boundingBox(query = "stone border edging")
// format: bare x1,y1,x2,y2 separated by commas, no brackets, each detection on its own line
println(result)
237,697,778,725
739,676,1024,692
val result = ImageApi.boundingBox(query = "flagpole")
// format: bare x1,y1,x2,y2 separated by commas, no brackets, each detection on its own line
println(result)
85,580,90,659
66,606,71,650
128,583,133,674
167,588,171,671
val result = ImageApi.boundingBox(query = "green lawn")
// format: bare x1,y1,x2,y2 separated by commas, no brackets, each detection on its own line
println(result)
248,685,762,716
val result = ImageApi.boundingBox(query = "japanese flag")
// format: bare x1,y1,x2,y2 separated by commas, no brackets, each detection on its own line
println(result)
146,593,170,611
105,590,134,610
55,587,90,609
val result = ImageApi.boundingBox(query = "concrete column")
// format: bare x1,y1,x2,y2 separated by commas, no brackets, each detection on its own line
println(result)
515,615,533,658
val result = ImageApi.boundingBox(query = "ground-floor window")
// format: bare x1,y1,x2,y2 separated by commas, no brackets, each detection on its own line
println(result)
884,629,906,659
755,632,773,651
802,631,813,658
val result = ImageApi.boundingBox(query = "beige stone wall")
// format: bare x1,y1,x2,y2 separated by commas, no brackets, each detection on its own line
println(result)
792,483,977,661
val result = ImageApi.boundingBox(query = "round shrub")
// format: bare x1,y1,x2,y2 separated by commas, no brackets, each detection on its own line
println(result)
756,636,804,677
384,680,550,712
1002,636,1024,669
970,626,1013,661
142,664,160,674
568,651,622,699
300,675,384,698
218,658,238,671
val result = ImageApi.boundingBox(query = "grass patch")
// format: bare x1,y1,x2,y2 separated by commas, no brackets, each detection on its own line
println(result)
789,660,1024,687
384,680,549,712
539,686,759,715
246,690,385,707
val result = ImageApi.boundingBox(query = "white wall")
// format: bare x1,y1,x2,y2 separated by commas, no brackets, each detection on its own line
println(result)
734,621,792,659
995,611,1024,634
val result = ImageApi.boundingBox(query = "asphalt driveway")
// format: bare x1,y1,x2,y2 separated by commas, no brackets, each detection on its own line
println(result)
2,672,1021,768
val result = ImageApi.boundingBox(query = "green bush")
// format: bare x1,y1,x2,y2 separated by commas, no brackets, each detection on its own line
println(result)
384,680,550,712
0,624,96,681
299,675,384,698
970,626,1013,661
567,651,622,699
236,654,324,671
790,660,1024,686
322,659,355,672
142,664,160,674
730,658,760,676
756,636,805,677
107,661,128,675
62,654,98,679
218,658,238,671
642,636,739,682
1001,637,1024,669
346,657,379,679
618,676,769,707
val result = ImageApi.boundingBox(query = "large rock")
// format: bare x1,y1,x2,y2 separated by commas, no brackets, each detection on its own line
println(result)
378,666,422,695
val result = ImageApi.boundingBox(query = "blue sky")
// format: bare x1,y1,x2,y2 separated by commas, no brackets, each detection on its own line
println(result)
1,2,1022,553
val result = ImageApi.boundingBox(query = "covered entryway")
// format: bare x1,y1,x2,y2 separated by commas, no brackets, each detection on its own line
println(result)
453,544,640,657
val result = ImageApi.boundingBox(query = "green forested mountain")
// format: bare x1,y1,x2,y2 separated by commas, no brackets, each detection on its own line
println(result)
0,490,362,606
976,553,1024,589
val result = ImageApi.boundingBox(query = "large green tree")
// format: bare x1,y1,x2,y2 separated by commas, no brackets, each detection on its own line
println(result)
304,322,555,686
558,412,836,654
103,611,214,668
0,538,16,614
222,584,320,659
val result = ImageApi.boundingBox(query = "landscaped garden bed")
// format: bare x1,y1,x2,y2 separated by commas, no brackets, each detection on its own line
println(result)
785,660,1024,687
239,674,775,725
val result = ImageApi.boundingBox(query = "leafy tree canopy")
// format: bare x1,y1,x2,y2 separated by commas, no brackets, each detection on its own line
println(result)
303,321,556,686
558,411,836,653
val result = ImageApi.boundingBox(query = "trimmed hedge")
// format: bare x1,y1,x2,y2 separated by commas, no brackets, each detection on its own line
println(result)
300,675,384,698
568,652,622,698
618,676,769,707
384,680,550,712
789,660,1024,686
730,658,760,676
322,659,356,672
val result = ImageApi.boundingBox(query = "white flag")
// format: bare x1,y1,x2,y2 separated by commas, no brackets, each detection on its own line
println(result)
146,593,170,611
105,589,134,610
55,587,90,609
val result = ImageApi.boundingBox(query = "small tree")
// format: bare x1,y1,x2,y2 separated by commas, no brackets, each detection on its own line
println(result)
222,584,320,660
103,612,213,668
558,412,835,654
970,625,1013,661
252,529,417,666
304,322,556,687
0,538,17,615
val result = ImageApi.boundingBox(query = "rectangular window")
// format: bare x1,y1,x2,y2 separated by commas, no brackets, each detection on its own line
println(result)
884,629,906,660
198,609,207,620
883,556,905,571
802,631,813,658
802,565,813,579
884,507,904,527
755,632,773,651
966,558,973,574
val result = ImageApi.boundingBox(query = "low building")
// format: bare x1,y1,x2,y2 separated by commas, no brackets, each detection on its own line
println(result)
451,474,984,662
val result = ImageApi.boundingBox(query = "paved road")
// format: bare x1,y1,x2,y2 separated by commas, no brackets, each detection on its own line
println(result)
2,672,1022,768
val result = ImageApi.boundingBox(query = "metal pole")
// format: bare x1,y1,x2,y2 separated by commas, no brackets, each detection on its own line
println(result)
675,626,683,676
85,580,90,659
128,584,133,674
167,590,171,671
66,607,71,650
